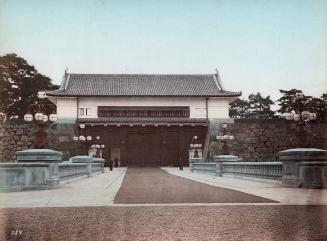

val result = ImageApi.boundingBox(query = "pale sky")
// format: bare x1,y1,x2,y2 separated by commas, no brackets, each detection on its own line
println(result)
0,0,326,101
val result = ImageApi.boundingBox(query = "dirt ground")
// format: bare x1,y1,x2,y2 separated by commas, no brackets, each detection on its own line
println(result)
114,167,276,203
1,206,327,241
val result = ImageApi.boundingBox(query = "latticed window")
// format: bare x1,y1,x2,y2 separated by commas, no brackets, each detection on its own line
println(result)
98,106,190,118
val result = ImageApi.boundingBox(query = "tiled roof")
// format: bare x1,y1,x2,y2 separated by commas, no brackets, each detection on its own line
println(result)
78,117,209,125
47,73,241,97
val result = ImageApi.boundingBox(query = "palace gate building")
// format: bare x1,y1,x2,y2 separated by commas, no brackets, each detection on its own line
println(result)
47,72,241,166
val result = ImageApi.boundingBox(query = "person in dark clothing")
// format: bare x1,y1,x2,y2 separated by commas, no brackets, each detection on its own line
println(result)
108,158,113,171
114,158,119,168
178,156,183,171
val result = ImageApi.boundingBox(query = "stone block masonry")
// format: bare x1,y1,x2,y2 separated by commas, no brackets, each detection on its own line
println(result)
208,119,327,161
0,123,34,162
0,120,79,162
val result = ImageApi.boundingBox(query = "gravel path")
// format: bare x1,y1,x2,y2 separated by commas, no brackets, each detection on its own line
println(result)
1,206,327,241
114,167,276,203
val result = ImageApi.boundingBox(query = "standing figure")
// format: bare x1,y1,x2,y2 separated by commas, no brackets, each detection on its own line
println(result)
108,158,113,171
114,158,119,168
178,156,183,171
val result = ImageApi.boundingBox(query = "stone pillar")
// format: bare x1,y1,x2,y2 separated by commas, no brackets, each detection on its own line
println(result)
279,148,327,188
70,156,94,177
16,149,62,189
214,155,239,176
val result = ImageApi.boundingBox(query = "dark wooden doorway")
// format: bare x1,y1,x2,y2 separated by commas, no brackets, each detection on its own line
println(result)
127,133,161,166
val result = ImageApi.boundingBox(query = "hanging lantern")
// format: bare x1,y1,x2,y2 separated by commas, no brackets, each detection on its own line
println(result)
301,111,310,119
293,114,300,122
283,112,294,120
42,115,48,123
35,113,44,121
49,113,58,122
37,91,47,99
24,113,33,122
308,113,317,120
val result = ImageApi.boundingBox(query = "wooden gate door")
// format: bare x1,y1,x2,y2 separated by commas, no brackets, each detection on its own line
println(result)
127,133,161,166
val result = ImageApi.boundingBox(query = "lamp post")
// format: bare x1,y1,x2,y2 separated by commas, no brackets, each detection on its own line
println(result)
73,124,93,155
216,123,234,155
282,92,317,147
189,136,203,158
23,91,58,149
91,136,105,158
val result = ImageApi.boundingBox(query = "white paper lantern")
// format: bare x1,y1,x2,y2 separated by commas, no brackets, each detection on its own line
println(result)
190,144,194,148
216,136,222,140
35,112,44,121
96,144,100,148
79,135,86,141
86,136,92,141
229,135,235,140
91,144,95,148
42,115,48,122
79,124,85,129
293,114,300,122
283,112,294,120
301,111,310,119
308,113,317,120
101,144,105,148
73,136,78,141
96,136,100,140
49,113,58,122
37,91,47,99
24,113,33,122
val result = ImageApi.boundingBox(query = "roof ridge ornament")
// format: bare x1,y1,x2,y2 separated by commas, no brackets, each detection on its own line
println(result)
214,68,224,91
59,68,70,91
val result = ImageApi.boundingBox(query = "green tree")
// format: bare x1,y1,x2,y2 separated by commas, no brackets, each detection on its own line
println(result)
0,53,58,120
229,93,275,119
276,89,308,114
229,98,251,119
247,93,275,119
277,89,327,122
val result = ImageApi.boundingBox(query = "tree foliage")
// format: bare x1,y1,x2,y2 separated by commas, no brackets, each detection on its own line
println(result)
0,53,58,120
277,89,327,122
229,92,275,119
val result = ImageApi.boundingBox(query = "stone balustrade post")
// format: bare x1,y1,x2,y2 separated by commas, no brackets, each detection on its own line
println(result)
70,156,94,177
279,148,327,188
16,149,62,189
214,155,239,177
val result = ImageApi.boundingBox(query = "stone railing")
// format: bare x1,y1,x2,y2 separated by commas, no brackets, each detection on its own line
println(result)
221,162,282,180
58,162,88,180
91,163,104,173
59,160,104,180
191,162,216,176
190,155,283,181
0,149,106,192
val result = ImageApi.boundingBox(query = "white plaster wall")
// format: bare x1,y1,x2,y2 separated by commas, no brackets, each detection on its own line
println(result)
207,98,234,119
74,97,235,119
56,98,77,118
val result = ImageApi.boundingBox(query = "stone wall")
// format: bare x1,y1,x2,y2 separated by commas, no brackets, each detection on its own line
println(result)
208,119,327,161
0,120,79,162
0,122,34,161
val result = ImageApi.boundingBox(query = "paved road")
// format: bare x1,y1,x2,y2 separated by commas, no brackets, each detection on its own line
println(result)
114,167,276,203
2,206,327,241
